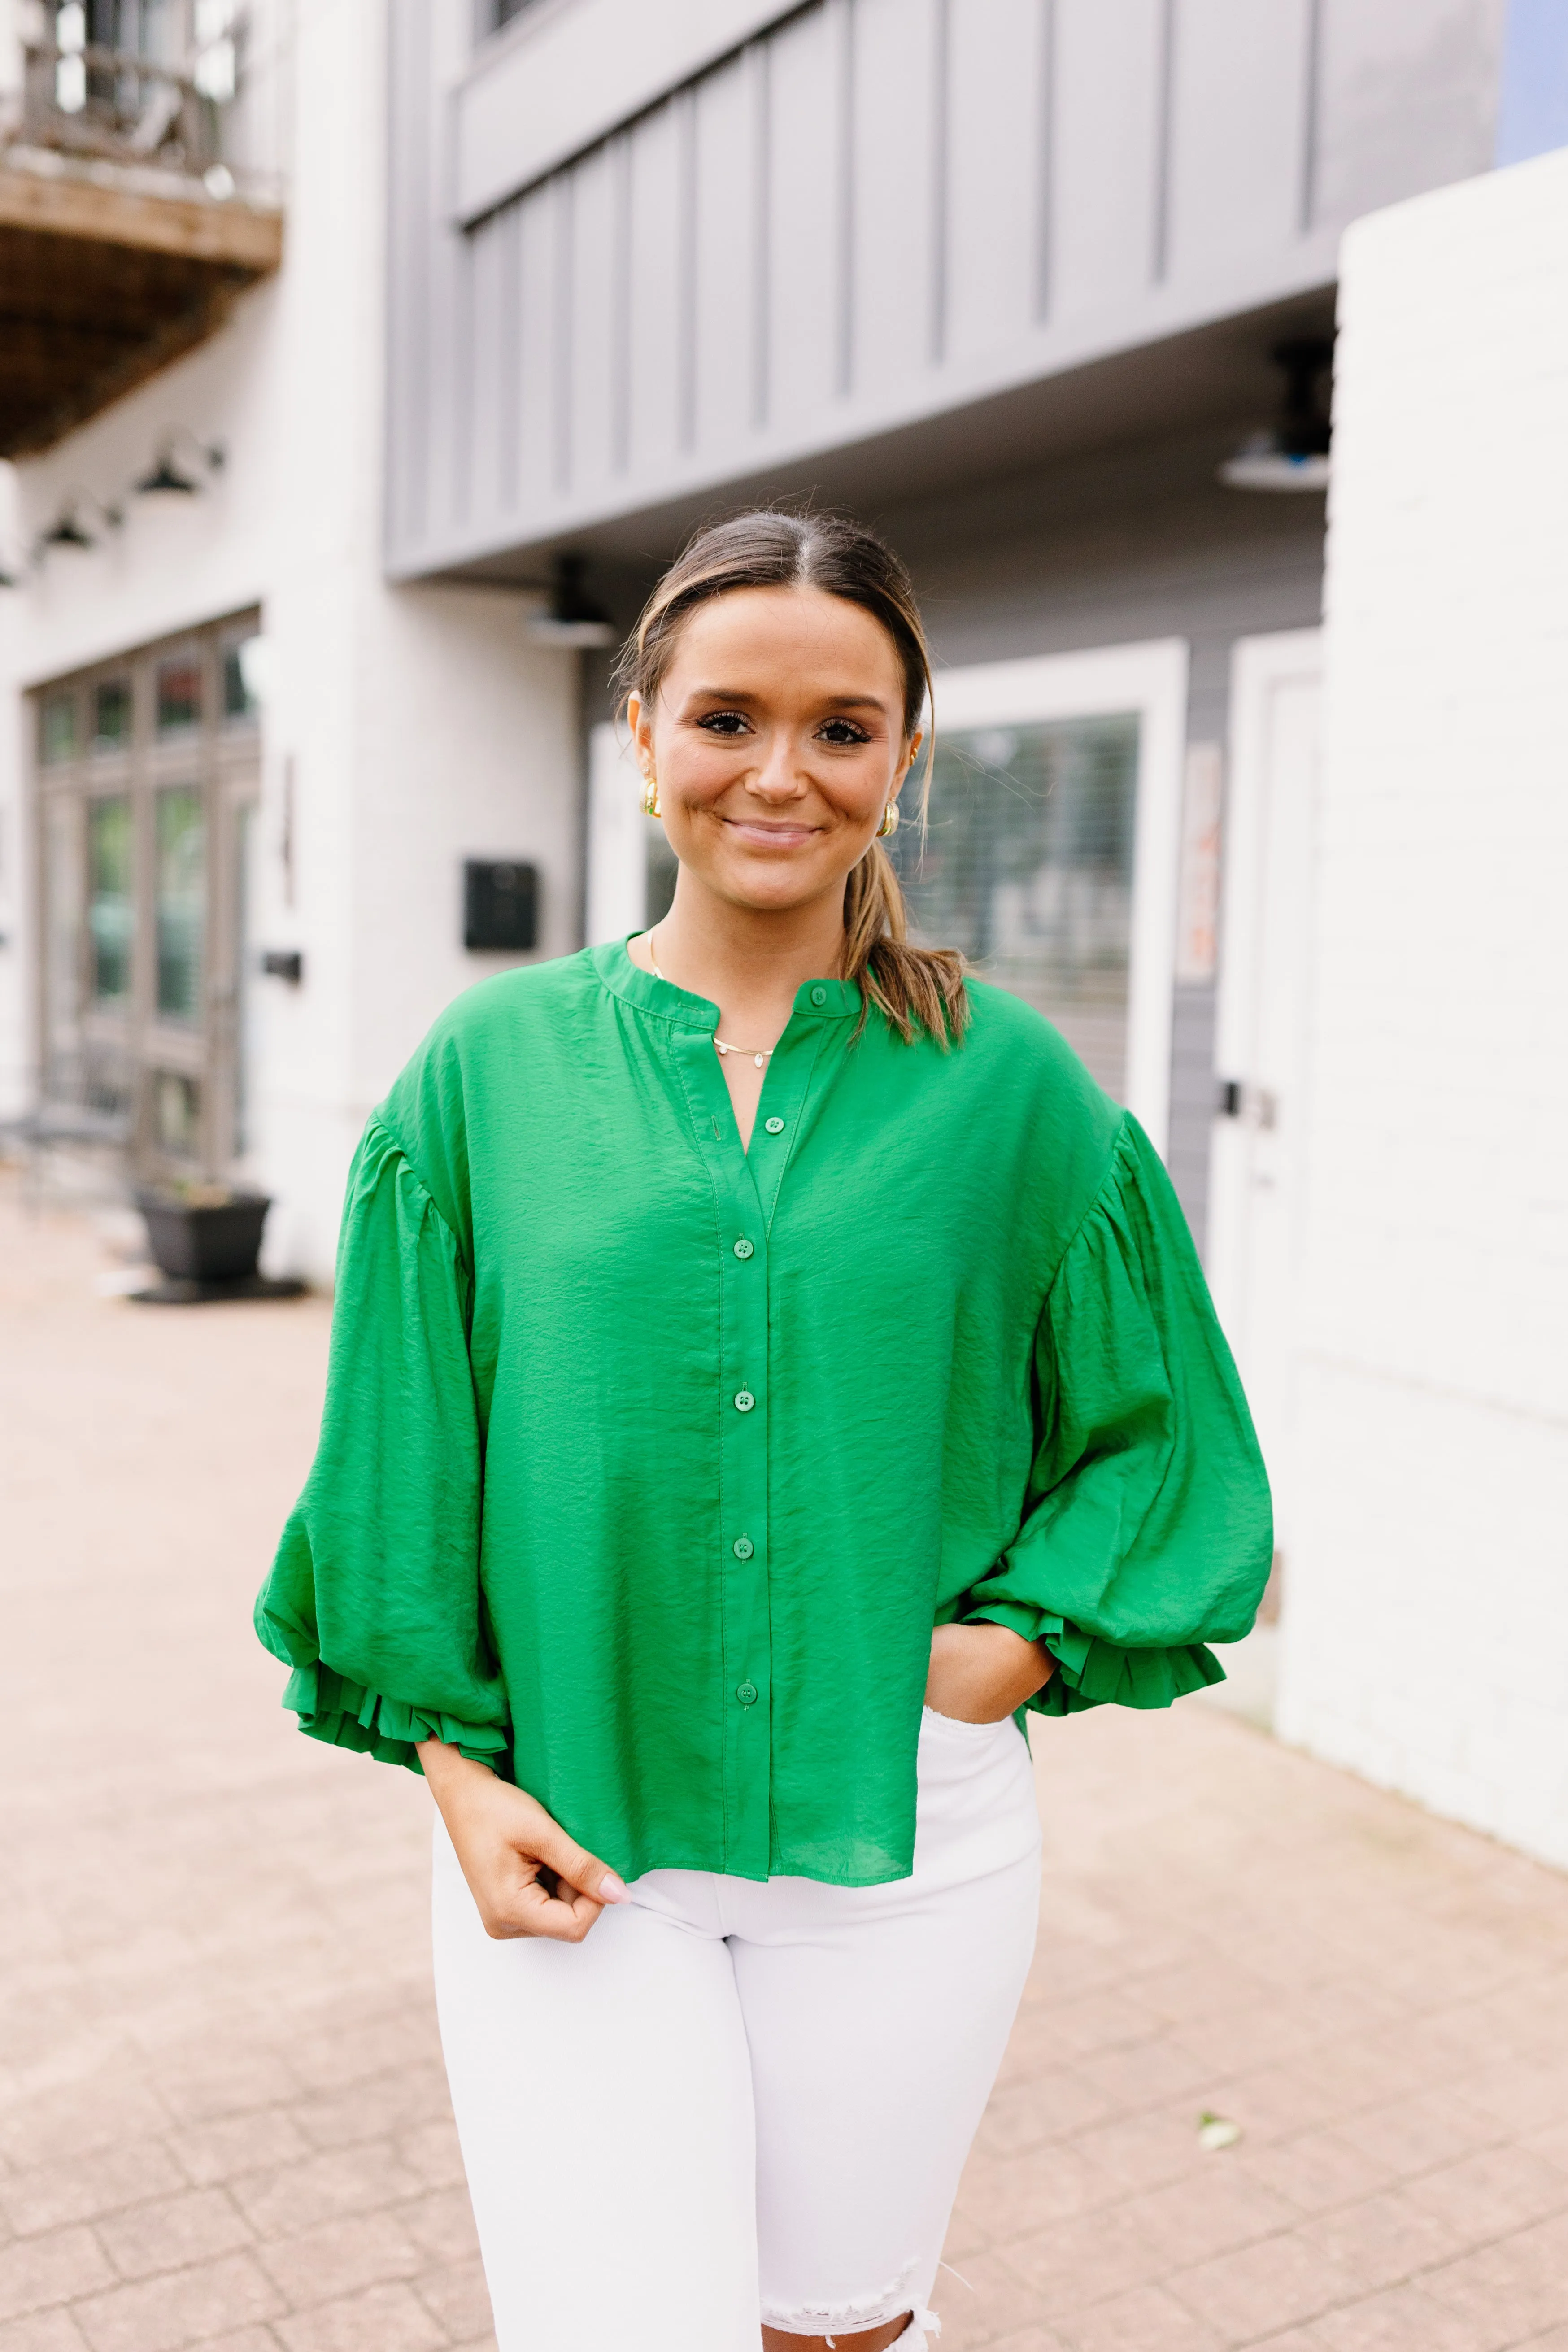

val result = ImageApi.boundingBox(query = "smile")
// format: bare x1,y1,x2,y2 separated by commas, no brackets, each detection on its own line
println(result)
721,818,823,847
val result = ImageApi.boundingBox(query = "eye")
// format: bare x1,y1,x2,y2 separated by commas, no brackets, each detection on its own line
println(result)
818,717,872,746
696,710,751,736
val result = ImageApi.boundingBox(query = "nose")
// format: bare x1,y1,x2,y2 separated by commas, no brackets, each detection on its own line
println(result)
748,733,806,803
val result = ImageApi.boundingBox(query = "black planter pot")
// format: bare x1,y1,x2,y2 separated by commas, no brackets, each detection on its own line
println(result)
135,1188,273,1284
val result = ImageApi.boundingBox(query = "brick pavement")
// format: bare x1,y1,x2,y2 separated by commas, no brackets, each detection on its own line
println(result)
4,1174,1568,2352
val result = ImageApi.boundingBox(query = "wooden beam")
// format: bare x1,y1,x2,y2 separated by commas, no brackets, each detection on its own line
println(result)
0,276,248,456
0,161,283,273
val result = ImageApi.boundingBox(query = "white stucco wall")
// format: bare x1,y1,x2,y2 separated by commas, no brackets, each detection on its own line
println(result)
0,0,579,1278
1276,148,1568,1866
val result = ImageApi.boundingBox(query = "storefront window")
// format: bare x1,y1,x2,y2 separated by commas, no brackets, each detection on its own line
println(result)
87,796,134,1003
222,633,262,725
156,651,203,736
36,611,259,1176
892,714,1139,1098
40,693,76,764
93,678,133,751
43,797,83,1100
156,785,206,1023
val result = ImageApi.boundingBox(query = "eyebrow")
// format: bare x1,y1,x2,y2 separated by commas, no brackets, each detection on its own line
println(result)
687,688,892,710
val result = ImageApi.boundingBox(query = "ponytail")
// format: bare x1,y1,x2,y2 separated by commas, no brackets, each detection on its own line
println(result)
844,838,967,1046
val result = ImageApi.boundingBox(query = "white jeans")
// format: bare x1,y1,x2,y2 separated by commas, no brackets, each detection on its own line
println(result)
432,1709,1042,2350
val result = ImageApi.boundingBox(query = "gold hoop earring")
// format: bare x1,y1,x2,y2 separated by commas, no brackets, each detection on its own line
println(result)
877,800,899,839
640,770,661,819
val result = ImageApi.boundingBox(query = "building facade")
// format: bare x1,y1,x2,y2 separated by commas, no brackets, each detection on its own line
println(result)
386,0,1508,1254
2,2,1560,1841
0,0,579,1275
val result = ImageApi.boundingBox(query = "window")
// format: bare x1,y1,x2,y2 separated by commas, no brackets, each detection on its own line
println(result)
155,785,206,1023
41,693,76,765
908,644,1189,1151
33,612,261,1176
893,716,1139,1099
87,797,133,1003
222,632,261,725
156,650,202,736
92,679,133,752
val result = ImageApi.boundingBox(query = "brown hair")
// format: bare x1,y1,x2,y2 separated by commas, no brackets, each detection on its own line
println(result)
614,508,968,1045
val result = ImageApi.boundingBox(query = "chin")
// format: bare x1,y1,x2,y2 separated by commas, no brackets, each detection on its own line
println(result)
716,867,828,914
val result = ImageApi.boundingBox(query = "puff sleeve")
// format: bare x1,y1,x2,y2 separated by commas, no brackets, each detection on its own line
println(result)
966,1115,1273,1715
253,1118,510,1773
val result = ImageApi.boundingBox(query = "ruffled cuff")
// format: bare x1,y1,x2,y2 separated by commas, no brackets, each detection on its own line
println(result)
964,1601,1225,1716
282,1662,511,1776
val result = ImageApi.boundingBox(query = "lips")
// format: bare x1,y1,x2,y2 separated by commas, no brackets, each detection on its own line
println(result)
722,819,821,847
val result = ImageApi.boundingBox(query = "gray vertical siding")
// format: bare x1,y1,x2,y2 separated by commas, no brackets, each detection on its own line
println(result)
384,0,1501,1251
385,0,1503,579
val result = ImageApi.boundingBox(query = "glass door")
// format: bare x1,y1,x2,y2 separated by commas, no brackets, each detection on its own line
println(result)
33,611,263,1181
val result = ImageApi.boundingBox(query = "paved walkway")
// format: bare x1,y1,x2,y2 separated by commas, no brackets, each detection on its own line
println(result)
4,1176,1568,2352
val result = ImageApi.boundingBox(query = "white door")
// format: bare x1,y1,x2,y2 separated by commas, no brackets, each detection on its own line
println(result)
1207,629,1323,1560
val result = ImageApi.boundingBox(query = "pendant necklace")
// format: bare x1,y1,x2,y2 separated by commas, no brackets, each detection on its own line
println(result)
646,929,775,1068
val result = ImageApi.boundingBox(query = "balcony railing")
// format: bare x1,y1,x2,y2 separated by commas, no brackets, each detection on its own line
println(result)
0,4,281,457
8,2,243,183
20,39,219,174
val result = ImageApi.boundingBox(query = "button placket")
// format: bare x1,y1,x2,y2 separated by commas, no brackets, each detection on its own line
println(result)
668,1017,775,1878
717,1114,771,1872
665,994,847,1879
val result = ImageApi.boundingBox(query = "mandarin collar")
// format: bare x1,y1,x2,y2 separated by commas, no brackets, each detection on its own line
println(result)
592,938,861,1027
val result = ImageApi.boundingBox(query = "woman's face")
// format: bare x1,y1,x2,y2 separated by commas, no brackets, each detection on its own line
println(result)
627,584,920,918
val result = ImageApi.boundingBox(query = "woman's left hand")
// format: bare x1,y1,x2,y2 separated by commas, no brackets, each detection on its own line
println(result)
925,1621,1056,1724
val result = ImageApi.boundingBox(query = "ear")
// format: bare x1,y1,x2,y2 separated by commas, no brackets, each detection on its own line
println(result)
902,727,925,784
627,692,653,771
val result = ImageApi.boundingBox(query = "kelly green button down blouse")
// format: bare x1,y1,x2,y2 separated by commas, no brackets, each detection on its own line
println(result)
255,940,1272,1887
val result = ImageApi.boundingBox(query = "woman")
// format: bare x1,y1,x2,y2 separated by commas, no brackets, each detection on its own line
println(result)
256,510,1271,2352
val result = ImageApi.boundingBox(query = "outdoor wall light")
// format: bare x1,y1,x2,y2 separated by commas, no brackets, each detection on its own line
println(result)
526,554,618,648
36,490,123,558
135,431,227,497
1219,340,1333,492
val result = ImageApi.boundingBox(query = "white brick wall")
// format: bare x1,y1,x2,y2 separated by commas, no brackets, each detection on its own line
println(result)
1276,149,1568,1867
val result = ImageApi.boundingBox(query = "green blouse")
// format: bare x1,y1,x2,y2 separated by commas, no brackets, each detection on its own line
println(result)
256,940,1271,1886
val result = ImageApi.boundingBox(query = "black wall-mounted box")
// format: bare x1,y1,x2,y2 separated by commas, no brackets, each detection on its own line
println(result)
464,859,539,953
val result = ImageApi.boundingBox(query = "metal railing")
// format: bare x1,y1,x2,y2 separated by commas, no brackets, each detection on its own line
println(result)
9,4,241,180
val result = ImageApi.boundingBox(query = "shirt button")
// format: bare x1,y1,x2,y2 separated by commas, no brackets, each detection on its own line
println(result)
732,1536,754,1559
764,1116,784,1134
732,1237,755,1259
810,985,827,1007
736,1682,758,1706
734,1389,755,1413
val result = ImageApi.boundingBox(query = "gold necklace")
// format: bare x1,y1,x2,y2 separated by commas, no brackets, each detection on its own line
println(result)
646,929,776,1068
